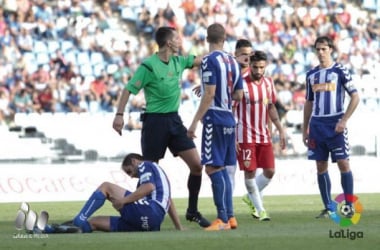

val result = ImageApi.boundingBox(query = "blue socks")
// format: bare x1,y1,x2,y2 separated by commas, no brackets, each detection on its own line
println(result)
317,172,333,211
73,190,106,232
341,171,354,206
209,171,228,223
222,168,234,219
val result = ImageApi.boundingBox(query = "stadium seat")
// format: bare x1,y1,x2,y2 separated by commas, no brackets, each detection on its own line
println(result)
35,52,50,65
26,63,38,75
90,52,105,66
22,52,35,65
93,63,105,77
79,64,94,76
60,40,75,53
47,40,61,54
77,51,91,65
121,7,138,21
106,64,118,74
33,41,48,54
64,51,77,65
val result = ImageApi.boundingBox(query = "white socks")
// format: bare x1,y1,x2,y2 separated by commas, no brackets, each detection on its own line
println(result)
256,173,271,196
245,178,264,212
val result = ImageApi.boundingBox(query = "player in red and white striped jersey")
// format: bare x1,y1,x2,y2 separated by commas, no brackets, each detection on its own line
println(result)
235,49,286,221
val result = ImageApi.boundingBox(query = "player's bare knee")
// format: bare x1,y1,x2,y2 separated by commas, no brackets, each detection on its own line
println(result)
264,169,275,179
98,182,112,192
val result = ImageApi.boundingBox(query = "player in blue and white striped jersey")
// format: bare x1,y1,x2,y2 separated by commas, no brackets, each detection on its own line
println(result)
302,36,360,219
69,153,182,232
188,23,243,230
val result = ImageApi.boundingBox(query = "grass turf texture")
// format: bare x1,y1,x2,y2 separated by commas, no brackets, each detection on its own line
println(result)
1,194,379,250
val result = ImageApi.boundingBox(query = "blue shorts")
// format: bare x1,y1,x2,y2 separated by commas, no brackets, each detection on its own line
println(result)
110,191,165,232
307,115,350,162
201,123,236,167
141,112,196,161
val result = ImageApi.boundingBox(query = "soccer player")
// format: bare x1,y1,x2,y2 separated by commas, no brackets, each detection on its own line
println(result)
235,49,286,221
187,23,243,231
112,27,210,227
302,36,360,218
48,153,183,233
224,38,253,190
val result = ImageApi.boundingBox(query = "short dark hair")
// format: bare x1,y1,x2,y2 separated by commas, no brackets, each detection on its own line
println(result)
155,27,176,48
122,153,144,166
207,23,225,43
250,50,267,62
314,36,335,50
235,39,252,50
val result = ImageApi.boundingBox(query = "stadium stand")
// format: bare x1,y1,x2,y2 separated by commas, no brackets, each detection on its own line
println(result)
1,0,379,162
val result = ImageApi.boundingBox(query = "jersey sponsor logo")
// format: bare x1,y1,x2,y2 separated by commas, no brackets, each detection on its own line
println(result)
312,82,336,92
346,81,356,92
223,127,234,135
202,71,212,83
140,172,152,182
246,98,270,105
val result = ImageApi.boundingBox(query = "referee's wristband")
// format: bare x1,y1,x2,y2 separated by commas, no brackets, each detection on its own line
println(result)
115,112,124,116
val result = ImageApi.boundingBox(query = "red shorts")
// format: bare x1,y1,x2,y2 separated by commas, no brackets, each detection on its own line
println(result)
237,143,275,172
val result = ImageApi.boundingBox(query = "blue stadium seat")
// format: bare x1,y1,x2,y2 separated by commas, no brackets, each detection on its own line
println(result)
60,40,75,53
93,64,105,77
90,52,105,66
23,52,35,65
35,52,50,65
47,40,61,54
79,64,94,76
76,51,91,66
64,51,77,65
33,41,48,54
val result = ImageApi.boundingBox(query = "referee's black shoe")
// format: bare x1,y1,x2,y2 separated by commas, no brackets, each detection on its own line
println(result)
185,210,211,228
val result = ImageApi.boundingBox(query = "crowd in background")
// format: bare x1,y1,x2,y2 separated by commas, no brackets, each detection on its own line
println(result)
0,0,379,130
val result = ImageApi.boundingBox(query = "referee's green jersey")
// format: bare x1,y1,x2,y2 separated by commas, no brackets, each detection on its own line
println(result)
126,53,195,113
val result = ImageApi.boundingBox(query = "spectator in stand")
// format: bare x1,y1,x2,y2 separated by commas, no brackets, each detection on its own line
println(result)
0,0,376,136
60,62,77,84
65,87,86,113
89,75,107,101
180,0,196,16
50,49,69,78
0,10,8,37
10,87,34,113
0,28,13,48
33,0,56,39
16,28,33,53
36,84,55,113
2,33,22,65
31,65,51,91
0,88,13,125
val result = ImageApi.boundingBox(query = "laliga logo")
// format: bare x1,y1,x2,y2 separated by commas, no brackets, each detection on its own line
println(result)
14,202,49,233
329,194,363,227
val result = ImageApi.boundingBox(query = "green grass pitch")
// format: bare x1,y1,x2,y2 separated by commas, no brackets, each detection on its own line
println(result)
1,194,379,250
